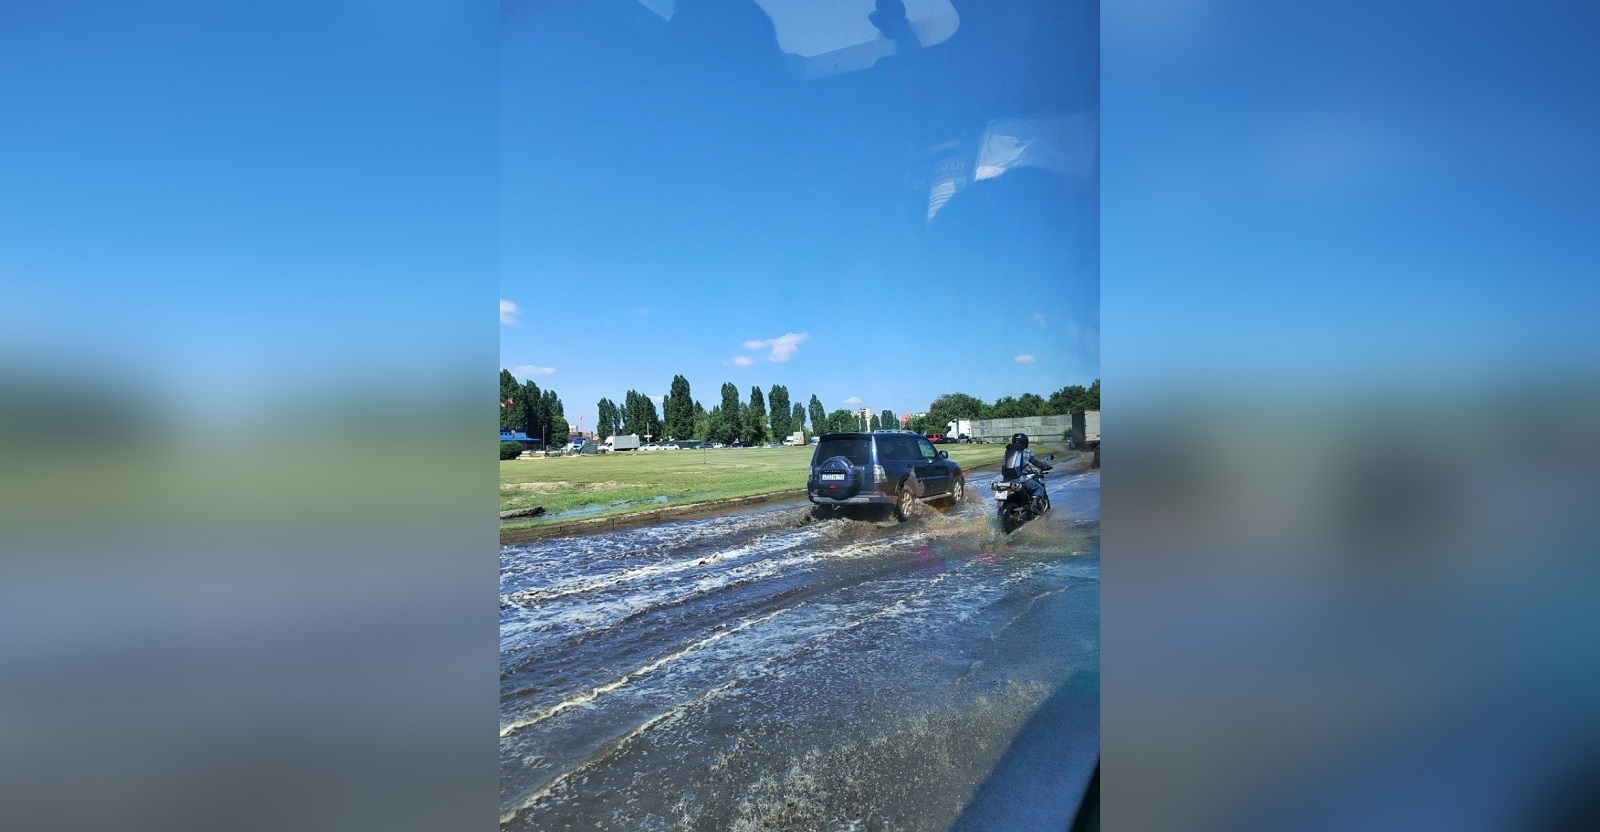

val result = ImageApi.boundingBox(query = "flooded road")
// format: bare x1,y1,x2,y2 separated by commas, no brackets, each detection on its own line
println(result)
500,468,1099,830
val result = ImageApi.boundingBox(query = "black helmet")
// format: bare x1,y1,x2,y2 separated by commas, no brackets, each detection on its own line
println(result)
1011,432,1029,448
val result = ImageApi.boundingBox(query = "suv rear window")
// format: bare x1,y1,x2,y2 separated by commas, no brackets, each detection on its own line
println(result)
876,435,921,461
815,437,871,465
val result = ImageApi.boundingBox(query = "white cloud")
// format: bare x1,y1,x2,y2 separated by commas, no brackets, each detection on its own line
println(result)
843,396,863,405
635,307,650,316
727,355,754,367
500,299,520,326
512,364,556,377
1014,354,1037,364
1033,313,1046,327
649,395,664,405
742,332,809,363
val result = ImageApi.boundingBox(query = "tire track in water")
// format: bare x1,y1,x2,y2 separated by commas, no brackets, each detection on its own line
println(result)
498,500,1032,716
499,605,793,739
500,498,1077,706
500,567,982,827
503,523,818,605
499,508,803,594
500,524,818,657
499,536,911,721
500,552,824,692
515,563,992,763
498,516,919,657
502,527,821,611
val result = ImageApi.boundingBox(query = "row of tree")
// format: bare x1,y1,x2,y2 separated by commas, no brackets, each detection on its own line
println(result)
906,381,1099,435
594,379,786,446
499,369,571,445
586,376,863,446
498,367,1097,450
580,375,1099,446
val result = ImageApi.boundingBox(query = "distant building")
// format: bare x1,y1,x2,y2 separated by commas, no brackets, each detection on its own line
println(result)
499,429,542,450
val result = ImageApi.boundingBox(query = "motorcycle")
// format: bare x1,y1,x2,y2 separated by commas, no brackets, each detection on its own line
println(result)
991,454,1053,534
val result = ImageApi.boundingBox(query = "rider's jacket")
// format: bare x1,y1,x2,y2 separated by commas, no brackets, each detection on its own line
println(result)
1001,446,1053,481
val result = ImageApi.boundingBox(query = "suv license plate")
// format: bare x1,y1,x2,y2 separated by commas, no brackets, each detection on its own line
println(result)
821,473,845,481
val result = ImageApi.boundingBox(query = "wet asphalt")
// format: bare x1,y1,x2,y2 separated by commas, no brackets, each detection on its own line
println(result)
500,467,1099,830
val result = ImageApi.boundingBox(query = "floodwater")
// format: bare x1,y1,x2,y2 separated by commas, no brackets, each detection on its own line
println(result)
499,468,1099,830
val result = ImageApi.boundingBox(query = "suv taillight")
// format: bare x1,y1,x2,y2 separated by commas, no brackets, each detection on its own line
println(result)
872,464,886,484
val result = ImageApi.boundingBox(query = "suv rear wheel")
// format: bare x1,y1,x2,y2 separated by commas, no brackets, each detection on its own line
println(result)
894,482,915,522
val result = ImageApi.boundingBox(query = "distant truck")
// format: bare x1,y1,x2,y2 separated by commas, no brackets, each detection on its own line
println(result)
783,431,806,446
601,434,641,453
946,419,973,442
1070,411,1100,449
968,413,1072,444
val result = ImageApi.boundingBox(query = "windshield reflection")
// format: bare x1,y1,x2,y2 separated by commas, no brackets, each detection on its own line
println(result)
502,1,1097,828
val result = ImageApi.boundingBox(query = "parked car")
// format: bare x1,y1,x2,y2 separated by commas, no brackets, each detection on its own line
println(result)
729,441,746,448
807,431,966,521
925,433,945,444
662,442,680,450
709,442,725,449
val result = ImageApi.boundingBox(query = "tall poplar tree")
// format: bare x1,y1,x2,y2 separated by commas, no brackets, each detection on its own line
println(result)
808,394,825,438
665,375,695,440
767,384,791,440
744,386,768,446
719,383,743,443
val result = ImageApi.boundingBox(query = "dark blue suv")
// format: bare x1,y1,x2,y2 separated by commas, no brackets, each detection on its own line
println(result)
807,431,966,520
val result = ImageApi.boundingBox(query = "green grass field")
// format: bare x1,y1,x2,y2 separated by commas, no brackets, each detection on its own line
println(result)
500,441,1061,528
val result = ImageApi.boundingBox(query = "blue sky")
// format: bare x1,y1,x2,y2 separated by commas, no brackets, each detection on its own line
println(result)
1,2,495,418
8,0,1596,432
1101,0,1600,397
500,0,1098,427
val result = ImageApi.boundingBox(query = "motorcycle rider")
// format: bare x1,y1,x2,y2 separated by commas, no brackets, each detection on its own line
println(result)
1001,432,1053,511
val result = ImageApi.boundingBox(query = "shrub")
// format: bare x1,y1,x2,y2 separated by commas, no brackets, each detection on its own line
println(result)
500,441,525,460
